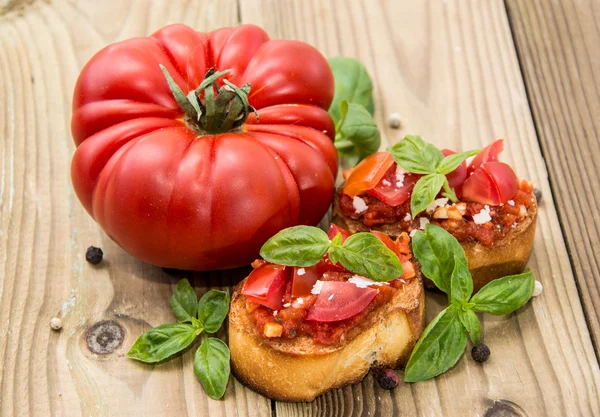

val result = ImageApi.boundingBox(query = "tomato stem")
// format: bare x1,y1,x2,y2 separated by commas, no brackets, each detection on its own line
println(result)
160,65,259,134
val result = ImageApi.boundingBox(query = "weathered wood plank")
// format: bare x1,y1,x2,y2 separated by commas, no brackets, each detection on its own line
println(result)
506,0,600,355
0,1,270,416
238,0,600,415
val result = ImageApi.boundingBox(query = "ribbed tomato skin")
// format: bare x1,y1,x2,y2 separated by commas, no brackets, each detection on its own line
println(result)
71,24,337,270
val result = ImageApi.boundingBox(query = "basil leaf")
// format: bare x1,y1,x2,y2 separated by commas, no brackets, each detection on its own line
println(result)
437,149,481,174
194,337,231,400
170,279,198,323
329,233,403,281
328,57,375,125
197,290,230,334
441,177,459,203
458,309,481,345
410,173,446,217
388,135,444,174
127,323,198,363
411,224,468,296
471,269,535,315
450,255,473,305
404,306,467,382
259,226,331,267
335,101,381,164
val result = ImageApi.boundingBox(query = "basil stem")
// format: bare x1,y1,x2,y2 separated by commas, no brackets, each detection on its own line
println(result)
170,278,198,323
197,290,230,334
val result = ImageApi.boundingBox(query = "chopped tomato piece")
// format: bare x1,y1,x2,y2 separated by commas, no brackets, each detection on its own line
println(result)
441,149,468,189
401,259,415,279
370,230,397,252
242,264,290,310
467,139,504,175
461,161,518,205
305,281,378,322
327,224,350,242
366,164,420,206
343,152,394,197
291,264,322,298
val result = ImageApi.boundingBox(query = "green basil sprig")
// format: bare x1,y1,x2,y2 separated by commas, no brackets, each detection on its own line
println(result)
387,136,481,216
128,279,231,400
259,225,403,282
405,224,535,382
328,57,380,166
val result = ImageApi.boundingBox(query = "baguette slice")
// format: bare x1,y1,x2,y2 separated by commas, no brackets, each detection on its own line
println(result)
229,274,424,402
333,193,537,292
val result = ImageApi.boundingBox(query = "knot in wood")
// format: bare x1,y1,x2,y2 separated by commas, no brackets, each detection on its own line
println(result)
85,320,124,355
484,400,526,417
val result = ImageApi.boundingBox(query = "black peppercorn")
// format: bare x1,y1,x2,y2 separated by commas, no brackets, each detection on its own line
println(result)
377,368,399,390
85,246,103,265
471,343,491,362
533,186,542,204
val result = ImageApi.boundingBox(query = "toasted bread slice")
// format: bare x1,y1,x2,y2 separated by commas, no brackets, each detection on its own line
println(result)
333,193,537,292
229,275,424,402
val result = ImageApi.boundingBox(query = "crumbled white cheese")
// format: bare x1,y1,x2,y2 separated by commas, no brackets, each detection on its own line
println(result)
328,294,335,301
395,165,406,187
404,213,412,222
297,268,306,276
426,198,449,214
296,297,304,305
348,275,388,288
382,179,392,186
352,196,368,214
283,303,291,308
273,310,278,316
419,217,430,230
473,207,492,224
507,200,515,206
409,229,417,237
292,297,304,308
311,280,324,295
533,280,543,297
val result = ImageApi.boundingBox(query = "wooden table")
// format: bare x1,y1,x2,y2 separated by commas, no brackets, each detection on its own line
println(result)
1,0,599,416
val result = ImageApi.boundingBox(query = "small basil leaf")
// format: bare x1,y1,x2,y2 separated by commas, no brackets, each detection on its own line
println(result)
194,337,231,400
471,269,535,315
331,232,343,247
388,135,444,174
197,290,230,334
330,233,403,281
404,306,467,382
458,309,481,345
411,224,468,296
127,323,197,363
335,101,381,163
410,173,446,217
437,149,481,175
450,255,473,305
259,226,331,267
170,279,198,323
191,317,203,332
328,57,375,125
441,177,459,203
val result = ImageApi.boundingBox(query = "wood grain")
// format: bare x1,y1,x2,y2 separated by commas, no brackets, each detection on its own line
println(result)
0,0,599,416
0,1,270,417
238,0,600,416
506,0,600,356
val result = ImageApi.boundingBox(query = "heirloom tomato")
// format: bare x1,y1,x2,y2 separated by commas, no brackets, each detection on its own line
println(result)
71,24,337,270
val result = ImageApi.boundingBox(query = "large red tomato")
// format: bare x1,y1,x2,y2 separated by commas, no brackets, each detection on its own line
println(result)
71,24,337,270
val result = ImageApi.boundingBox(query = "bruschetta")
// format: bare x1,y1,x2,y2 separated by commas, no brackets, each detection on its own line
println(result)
332,139,537,292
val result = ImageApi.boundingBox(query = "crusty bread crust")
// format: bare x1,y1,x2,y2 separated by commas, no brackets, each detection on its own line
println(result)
229,276,424,402
332,193,538,292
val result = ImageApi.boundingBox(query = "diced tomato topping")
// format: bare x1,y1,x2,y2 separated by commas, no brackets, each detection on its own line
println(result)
242,264,290,310
342,152,394,197
369,230,397,252
327,224,350,242
461,161,518,205
467,139,504,175
305,281,378,322
291,263,322,298
441,149,468,189
365,164,420,207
